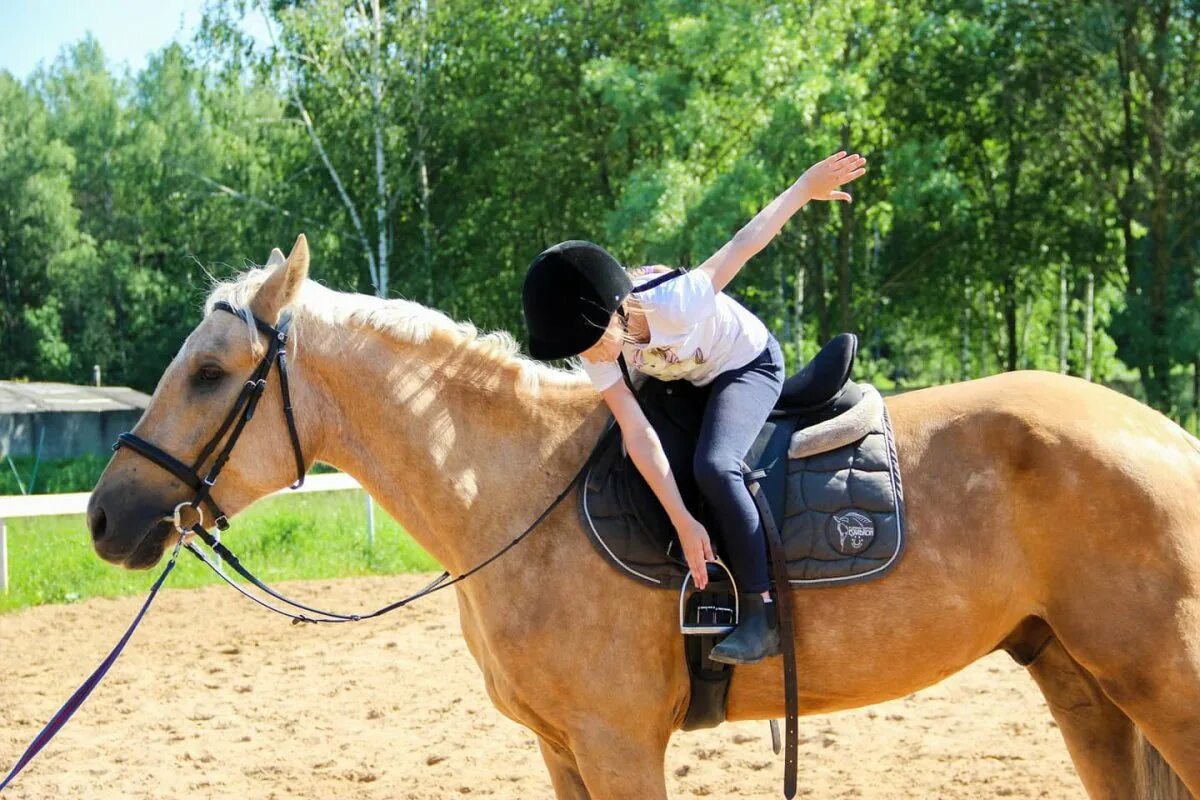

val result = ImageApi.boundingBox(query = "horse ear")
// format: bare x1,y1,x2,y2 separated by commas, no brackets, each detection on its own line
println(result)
251,234,310,324
265,247,286,268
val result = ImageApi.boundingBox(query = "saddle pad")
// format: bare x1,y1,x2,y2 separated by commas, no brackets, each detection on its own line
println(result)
579,383,906,589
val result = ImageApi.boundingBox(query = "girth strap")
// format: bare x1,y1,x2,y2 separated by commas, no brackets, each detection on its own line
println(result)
746,470,799,799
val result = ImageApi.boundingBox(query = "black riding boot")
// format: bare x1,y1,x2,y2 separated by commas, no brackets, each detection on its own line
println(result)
708,593,780,665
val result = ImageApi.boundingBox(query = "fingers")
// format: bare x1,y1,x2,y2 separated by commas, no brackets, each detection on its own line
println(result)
834,155,867,174
828,152,865,168
703,540,715,561
831,191,852,203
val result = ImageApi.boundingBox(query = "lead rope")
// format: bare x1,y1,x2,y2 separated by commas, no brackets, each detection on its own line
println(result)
0,536,185,793
2,299,592,789
0,457,586,792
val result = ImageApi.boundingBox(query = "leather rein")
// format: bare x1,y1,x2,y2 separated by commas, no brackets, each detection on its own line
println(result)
1,301,587,791
114,301,584,624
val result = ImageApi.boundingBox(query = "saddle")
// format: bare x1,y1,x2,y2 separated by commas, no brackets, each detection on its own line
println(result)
577,333,907,800
580,333,906,590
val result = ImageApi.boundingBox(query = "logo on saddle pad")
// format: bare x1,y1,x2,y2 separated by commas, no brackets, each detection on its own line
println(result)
829,511,875,555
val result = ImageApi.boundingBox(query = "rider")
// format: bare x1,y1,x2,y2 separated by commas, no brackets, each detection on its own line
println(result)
522,152,866,664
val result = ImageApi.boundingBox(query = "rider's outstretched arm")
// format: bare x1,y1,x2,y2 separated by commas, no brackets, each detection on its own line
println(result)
698,151,867,293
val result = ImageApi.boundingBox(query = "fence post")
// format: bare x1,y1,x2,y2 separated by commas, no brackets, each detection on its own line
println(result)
1,517,8,594
365,493,376,550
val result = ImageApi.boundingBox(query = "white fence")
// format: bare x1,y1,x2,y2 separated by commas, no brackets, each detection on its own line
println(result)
0,472,365,593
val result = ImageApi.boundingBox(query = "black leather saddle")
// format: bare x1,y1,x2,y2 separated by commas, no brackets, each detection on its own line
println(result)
578,331,905,589
774,332,861,419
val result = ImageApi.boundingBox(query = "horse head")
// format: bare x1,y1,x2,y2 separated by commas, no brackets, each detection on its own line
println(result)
87,235,313,569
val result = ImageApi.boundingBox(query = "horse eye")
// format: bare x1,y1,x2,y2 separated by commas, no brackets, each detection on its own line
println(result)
197,365,225,383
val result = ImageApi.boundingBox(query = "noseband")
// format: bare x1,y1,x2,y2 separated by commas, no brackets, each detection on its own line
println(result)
113,300,306,532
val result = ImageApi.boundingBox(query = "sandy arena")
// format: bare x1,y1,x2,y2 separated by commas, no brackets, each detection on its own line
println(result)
0,574,1083,799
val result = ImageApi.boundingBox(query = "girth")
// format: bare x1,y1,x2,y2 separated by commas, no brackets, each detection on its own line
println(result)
113,300,306,530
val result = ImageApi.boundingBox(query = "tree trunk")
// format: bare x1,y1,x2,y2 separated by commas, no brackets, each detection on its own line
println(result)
836,121,854,334
1003,271,1018,372
836,186,853,334
960,276,971,382
1058,263,1069,374
807,206,831,345
370,0,390,299
1084,268,1095,382
793,259,805,364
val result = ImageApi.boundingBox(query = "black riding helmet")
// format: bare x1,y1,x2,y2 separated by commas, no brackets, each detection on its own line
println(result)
522,240,633,360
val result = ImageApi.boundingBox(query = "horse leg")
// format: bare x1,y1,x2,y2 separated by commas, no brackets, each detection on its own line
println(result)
1049,595,1200,795
537,736,591,800
567,727,670,800
1090,645,1200,797
1019,635,1140,798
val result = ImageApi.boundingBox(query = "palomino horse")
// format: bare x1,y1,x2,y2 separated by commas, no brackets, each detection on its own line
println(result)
87,237,1198,798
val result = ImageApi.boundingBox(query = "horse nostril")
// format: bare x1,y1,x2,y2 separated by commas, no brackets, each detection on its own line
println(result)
89,506,108,542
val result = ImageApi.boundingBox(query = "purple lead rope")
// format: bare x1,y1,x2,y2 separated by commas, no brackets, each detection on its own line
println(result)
0,537,183,793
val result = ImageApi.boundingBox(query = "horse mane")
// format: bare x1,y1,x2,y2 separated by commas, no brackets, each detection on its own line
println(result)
205,267,589,395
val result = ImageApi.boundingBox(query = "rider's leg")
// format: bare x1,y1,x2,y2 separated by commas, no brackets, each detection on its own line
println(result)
691,337,784,664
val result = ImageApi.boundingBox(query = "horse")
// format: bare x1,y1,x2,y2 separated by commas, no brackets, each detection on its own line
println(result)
87,236,1198,799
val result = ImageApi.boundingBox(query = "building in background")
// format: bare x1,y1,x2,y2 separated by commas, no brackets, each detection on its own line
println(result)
0,382,150,460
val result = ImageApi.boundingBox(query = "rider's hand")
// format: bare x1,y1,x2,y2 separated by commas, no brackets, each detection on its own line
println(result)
798,151,867,203
675,515,715,590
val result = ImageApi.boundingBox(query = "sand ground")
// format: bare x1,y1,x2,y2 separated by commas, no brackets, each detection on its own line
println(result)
0,574,1084,799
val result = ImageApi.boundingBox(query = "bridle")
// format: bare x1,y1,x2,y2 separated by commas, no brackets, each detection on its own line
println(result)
109,300,586,624
114,300,306,534
2,299,590,791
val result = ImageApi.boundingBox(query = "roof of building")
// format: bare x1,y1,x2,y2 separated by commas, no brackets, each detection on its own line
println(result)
0,381,152,415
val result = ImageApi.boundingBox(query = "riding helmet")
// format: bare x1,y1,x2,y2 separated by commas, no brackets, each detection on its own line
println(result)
522,240,632,360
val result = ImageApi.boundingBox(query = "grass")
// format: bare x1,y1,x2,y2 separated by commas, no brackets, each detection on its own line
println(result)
0,490,439,614
1,454,111,495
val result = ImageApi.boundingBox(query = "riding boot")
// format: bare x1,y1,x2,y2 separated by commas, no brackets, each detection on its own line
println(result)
708,593,780,665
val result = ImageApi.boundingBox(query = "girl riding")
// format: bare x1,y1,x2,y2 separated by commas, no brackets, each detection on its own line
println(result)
522,151,866,664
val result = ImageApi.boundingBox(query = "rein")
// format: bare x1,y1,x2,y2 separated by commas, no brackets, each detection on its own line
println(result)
1,301,585,791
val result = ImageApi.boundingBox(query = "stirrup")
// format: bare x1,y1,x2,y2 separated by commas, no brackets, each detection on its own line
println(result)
679,559,739,635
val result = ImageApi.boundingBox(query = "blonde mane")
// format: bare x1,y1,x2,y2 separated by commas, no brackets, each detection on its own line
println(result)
205,267,589,394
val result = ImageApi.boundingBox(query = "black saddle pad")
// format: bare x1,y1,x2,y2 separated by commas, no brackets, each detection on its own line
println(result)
579,377,906,589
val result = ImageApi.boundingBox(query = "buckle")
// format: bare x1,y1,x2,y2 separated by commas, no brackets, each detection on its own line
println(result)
171,502,202,536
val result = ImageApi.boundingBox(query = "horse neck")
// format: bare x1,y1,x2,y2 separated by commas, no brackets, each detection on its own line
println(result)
295,310,607,572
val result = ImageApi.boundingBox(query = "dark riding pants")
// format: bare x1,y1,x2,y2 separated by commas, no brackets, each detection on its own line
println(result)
693,337,784,594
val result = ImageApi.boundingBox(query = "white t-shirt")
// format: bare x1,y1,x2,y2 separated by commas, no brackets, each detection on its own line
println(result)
579,269,769,391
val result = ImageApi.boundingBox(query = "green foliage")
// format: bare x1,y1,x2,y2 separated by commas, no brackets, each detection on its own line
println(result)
1,0,1199,419
0,454,110,495
0,490,438,614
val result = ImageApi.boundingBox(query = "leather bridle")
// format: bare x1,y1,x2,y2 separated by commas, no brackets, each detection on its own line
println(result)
109,300,586,625
1,300,592,792
113,300,306,534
